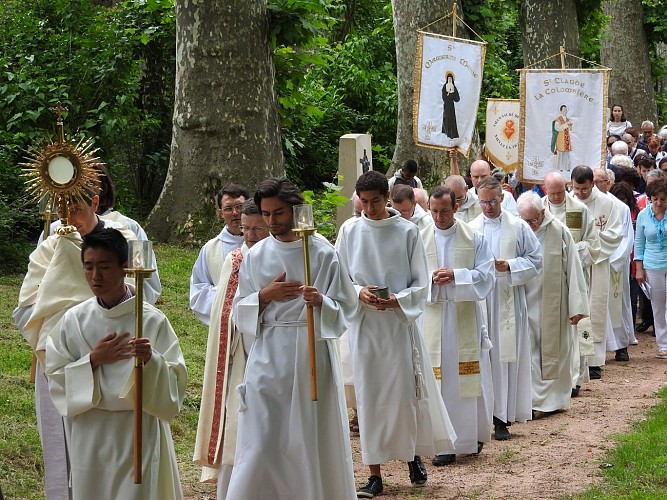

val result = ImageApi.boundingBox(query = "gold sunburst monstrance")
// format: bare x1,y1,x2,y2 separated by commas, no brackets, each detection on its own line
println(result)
20,103,103,235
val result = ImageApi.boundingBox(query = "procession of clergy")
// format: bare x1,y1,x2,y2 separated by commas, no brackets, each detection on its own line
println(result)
15,156,637,499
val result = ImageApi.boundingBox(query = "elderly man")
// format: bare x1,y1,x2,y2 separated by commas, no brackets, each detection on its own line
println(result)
390,184,433,233
190,183,249,326
469,159,519,215
194,200,270,497
422,186,495,465
571,166,624,380
445,174,482,222
470,177,542,440
542,172,599,394
517,192,588,415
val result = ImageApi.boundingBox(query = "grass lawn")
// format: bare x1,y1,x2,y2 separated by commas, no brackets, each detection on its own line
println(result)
0,243,209,499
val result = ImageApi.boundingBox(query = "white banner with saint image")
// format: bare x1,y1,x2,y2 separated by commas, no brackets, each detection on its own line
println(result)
519,69,609,182
413,32,486,155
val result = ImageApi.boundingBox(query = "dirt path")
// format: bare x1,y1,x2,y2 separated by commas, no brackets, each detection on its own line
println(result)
184,330,666,499
350,330,666,499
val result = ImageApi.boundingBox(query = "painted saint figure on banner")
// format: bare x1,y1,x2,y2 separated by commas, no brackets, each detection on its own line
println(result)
441,71,460,139
551,104,573,172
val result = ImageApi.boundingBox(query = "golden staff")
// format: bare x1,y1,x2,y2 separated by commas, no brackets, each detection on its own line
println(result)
292,204,318,401
124,240,155,484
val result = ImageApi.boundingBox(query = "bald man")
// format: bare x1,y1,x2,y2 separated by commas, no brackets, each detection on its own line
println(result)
469,160,518,216
444,175,482,223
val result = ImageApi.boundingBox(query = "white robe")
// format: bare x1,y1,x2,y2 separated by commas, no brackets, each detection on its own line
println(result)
608,198,635,352
193,245,248,493
577,188,624,366
336,209,456,465
424,222,495,453
525,213,589,412
470,211,542,423
45,296,187,500
228,234,357,500
189,226,244,326
455,190,482,223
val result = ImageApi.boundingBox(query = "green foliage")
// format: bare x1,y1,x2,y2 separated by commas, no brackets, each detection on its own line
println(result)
302,180,349,240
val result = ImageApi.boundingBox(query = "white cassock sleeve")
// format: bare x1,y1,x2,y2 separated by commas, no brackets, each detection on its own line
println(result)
451,233,496,302
393,229,429,324
506,223,543,286
189,246,217,326
609,204,634,273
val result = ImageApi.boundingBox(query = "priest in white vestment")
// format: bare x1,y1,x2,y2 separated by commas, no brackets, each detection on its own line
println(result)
13,193,143,500
45,228,187,500
227,179,357,500
194,200,270,498
571,166,624,380
390,183,434,234
445,174,482,223
190,184,249,326
470,177,542,440
336,171,456,498
422,186,495,465
517,192,589,414
543,172,599,393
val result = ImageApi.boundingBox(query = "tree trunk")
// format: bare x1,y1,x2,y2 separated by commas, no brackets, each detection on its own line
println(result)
390,0,464,185
146,0,283,242
519,0,580,69
600,0,657,126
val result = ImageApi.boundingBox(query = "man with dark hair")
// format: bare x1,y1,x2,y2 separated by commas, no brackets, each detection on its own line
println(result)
390,184,433,234
46,228,186,499
226,179,358,499
421,185,495,466
14,193,144,500
190,183,250,325
388,159,424,189
571,165,624,380
337,170,455,498
194,199,270,496
469,176,542,441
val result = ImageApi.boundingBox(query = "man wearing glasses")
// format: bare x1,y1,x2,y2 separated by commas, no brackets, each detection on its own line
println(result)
571,166,624,380
469,177,542,441
190,183,250,325
444,174,482,222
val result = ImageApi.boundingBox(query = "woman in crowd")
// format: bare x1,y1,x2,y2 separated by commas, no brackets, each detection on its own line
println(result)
607,104,632,137
635,178,667,358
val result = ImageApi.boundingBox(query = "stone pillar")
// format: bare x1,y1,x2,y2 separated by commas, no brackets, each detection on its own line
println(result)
337,134,372,232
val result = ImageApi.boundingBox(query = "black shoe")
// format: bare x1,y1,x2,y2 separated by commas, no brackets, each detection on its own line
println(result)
589,366,602,380
636,321,653,333
475,441,484,455
408,455,427,486
494,421,511,441
357,475,383,498
432,453,456,466
615,347,629,362
571,385,581,397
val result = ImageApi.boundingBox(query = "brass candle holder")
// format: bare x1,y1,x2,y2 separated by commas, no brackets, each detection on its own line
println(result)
124,240,156,484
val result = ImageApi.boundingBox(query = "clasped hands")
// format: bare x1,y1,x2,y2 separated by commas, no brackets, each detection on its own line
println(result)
432,267,455,285
90,332,152,370
258,271,322,307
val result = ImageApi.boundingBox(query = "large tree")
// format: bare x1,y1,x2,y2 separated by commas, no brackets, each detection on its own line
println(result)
390,0,463,184
146,0,283,242
600,0,656,125
519,0,580,68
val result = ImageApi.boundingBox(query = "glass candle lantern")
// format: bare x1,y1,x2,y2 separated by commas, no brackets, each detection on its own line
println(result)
293,204,315,230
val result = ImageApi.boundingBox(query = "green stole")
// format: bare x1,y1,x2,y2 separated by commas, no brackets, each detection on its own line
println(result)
540,220,564,380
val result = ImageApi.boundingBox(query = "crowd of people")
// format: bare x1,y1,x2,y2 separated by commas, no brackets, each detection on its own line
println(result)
12,116,667,499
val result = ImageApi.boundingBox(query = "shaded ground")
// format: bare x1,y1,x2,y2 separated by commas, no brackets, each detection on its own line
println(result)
184,329,666,499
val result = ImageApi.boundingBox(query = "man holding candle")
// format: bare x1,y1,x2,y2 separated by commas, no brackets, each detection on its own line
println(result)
226,178,358,499
45,228,186,500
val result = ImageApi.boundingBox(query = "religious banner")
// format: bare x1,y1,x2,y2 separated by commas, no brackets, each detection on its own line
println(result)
484,99,520,173
519,69,609,182
413,32,486,155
